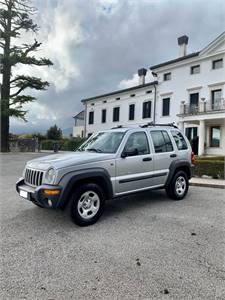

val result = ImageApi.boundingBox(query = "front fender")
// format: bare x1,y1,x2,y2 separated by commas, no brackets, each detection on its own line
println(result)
57,168,114,209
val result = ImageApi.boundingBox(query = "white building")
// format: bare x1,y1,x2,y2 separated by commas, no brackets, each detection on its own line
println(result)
73,111,85,137
150,32,225,156
74,32,225,156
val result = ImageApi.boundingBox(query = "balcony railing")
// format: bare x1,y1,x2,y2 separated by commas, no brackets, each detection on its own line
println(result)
180,98,225,115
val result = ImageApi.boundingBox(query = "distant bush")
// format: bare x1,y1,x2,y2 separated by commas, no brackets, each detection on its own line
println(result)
41,137,86,151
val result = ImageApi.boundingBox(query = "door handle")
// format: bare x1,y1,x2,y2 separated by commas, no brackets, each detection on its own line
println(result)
170,154,177,158
142,157,152,161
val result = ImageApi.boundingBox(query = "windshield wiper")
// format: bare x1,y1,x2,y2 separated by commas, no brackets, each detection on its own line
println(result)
87,148,103,153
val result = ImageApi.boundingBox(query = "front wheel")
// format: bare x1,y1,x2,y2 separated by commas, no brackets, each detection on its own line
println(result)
166,171,189,200
69,183,105,226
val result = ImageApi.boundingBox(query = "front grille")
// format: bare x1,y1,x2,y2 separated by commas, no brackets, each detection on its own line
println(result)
24,168,44,187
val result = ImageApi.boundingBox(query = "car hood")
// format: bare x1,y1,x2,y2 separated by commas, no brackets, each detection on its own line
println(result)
26,151,115,170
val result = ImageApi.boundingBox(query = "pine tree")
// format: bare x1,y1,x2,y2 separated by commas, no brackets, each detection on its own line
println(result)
47,125,62,140
0,0,53,152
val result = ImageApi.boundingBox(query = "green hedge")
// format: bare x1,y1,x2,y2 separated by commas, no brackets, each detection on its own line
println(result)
41,138,86,151
196,156,224,162
194,159,224,179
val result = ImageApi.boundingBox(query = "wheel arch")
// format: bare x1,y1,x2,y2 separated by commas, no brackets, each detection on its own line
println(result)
58,169,113,209
165,160,192,187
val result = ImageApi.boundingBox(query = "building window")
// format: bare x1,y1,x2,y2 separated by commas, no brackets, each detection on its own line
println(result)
162,98,170,116
146,90,152,94
129,104,135,121
210,126,220,147
212,58,223,69
88,111,94,124
190,65,200,74
142,101,151,119
211,89,222,110
116,97,120,100
151,130,173,153
113,107,120,122
163,72,171,81
130,94,135,97
101,109,106,123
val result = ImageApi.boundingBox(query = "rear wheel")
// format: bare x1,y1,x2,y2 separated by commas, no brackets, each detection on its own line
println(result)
166,171,189,200
69,183,105,226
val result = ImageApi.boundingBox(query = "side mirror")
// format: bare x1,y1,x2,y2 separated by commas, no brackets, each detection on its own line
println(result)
121,148,138,158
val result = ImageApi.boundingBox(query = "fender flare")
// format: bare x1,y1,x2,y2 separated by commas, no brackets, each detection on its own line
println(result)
58,168,113,208
165,160,192,187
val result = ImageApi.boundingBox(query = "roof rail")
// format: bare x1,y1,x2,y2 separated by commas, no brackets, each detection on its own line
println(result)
140,122,178,128
111,125,124,129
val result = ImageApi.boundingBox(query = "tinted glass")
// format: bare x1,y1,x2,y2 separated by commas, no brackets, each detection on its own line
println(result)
171,130,188,150
151,130,173,153
124,132,149,156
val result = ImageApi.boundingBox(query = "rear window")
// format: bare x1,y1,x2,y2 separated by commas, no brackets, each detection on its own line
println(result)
171,130,188,150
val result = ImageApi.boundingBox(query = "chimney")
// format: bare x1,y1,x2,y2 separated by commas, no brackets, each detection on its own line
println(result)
177,35,189,57
138,68,147,85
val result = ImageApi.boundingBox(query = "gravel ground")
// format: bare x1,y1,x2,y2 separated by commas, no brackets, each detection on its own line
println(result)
0,153,225,300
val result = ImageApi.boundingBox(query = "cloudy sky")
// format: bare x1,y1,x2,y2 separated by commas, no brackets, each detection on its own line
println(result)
9,0,225,134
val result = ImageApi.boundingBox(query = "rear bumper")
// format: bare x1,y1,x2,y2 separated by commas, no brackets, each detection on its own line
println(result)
16,178,62,208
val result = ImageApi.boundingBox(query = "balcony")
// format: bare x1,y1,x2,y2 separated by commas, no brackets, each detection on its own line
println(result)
179,98,225,116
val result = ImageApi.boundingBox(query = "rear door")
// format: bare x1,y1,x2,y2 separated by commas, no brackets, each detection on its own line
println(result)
115,131,154,195
150,129,177,186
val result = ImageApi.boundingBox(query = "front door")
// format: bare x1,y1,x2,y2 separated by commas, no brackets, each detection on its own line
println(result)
115,131,154,195
190,93,199,113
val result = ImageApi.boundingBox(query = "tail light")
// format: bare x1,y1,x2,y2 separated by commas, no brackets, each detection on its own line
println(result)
191,151,196,165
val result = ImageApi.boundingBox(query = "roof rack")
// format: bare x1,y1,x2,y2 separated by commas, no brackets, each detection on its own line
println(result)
140,122,178,129
111,125,124,129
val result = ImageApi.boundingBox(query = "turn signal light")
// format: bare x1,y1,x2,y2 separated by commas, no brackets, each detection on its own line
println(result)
43,189,61,196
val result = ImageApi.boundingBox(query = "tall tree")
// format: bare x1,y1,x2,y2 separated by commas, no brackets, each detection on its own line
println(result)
47,125,62,140
0,0,53,152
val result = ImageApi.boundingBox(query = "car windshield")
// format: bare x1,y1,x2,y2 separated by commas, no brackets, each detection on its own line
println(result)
77,131,125,153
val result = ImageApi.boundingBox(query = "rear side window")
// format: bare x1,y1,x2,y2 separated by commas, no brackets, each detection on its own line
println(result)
171,130,188,150
151,130,173,153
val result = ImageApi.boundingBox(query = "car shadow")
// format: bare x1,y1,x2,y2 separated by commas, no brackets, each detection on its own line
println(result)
9,189,179,230
103,189,170,218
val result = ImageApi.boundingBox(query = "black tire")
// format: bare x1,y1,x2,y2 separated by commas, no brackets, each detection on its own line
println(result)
166,171,189,200
69,183,105,226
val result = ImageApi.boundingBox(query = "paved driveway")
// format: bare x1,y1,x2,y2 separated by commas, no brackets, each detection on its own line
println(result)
0,153,225,300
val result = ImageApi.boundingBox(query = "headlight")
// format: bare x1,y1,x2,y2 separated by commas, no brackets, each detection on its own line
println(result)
44,168,56,184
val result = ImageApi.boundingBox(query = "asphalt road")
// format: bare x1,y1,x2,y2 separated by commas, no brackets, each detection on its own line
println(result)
0,153,225,300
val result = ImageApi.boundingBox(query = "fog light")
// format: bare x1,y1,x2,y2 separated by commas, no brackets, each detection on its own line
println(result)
43,189,61,196
48,199,52,207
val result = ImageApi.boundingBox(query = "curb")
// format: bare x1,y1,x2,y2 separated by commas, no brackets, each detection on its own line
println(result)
190,182,225,189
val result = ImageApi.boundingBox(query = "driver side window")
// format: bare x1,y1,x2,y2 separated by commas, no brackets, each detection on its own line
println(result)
124,132,150,156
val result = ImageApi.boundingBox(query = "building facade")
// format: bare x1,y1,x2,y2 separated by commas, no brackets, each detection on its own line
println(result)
150,32,225,156
74,32,225,155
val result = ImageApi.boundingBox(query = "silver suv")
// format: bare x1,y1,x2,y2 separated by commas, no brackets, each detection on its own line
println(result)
16,124,194,226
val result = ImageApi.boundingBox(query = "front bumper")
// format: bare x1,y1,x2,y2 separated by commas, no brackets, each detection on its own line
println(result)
16,178,62,208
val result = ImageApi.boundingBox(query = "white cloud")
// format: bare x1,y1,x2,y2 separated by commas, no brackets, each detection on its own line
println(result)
118,71,154,89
